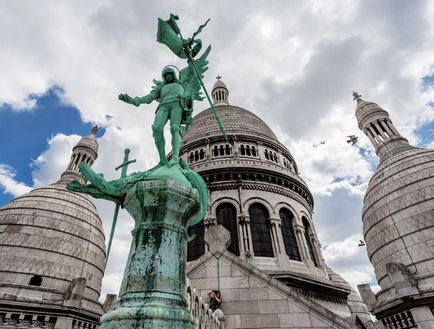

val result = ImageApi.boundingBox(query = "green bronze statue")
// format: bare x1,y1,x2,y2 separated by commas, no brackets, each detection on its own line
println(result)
66,14,226,329
118,47,210,167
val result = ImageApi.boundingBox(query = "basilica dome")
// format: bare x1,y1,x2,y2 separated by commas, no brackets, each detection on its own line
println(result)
182,105,278,143
0,129,106,323
182,78,320,277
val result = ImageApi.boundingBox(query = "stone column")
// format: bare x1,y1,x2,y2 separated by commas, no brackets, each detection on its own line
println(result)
239,215,253,258
294,225,309,263
100,179,199,329
311,235,326,272
269,217,283,254
380,119,394,137
373,121,387,140
364,129,377,146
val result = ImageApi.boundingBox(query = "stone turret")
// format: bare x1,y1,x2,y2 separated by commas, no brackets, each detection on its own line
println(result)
353,92,414,162
354,93,434,328
59,126,99,184
212,75,229,106
0,127,106,329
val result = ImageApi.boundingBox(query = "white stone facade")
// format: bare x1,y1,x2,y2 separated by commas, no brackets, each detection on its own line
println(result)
355,96,434,329
182,81,373,328
0,129,107,329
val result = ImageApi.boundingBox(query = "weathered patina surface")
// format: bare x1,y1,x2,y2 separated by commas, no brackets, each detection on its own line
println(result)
66,13,216,329
100,179,199,329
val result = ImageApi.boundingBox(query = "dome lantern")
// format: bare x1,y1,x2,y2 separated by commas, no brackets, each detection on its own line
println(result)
353,92,413,161
59,125,99,184
212,75,229,106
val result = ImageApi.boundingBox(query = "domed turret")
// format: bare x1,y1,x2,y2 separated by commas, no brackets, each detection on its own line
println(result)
353,92,414,162
212,75,229,106
354,93,434,327
59,126,99,184
0,127,106,327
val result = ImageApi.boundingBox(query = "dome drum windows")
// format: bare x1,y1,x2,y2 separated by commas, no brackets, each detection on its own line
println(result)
189,148,206,164
239,144,257,157
212,144,232,157
264,149,279,163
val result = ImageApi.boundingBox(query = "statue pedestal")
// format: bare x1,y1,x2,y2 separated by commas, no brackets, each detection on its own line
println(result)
100,179,199,329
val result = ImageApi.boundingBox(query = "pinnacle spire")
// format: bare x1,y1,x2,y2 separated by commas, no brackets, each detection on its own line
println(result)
352,91,362,103
212,75,229,106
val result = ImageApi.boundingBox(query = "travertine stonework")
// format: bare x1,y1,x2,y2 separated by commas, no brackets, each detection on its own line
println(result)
355,96,434,329
183,80,373,328
0,129,106,329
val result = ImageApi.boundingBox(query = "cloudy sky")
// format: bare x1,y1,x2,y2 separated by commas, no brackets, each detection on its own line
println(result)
1,0,434,300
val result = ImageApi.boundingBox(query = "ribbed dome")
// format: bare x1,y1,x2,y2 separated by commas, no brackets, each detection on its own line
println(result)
213,79,227,90
183,105,278,143
0,127,105,317
0,180,106,314
75,133,98,153
362,147,434,303
355,100,389,127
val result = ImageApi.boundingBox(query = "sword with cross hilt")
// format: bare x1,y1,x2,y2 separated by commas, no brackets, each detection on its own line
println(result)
105,148,136,269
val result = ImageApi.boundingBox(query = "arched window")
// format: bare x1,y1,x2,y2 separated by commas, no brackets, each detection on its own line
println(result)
264,150,269,160
249,203,274,257
279,209,300,261
199,149,205,160
240,145,245,155
194,150,199,161
189,153,194,163
246,145,251,156
216,203,240,256
187,220,205,261
302,217,319,267
213,145,218,156
225,144,231,155
219,145,224,156
252,146,257,157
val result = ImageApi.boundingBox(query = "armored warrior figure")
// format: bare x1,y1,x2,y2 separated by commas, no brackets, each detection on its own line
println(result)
118,47,210,167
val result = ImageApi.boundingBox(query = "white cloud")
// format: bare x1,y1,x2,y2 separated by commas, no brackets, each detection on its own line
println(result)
32,134,82,187
323,234,377,290
0,165,32,197
1,0,434,301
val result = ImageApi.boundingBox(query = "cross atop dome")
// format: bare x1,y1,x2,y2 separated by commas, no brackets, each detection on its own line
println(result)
212,74,229,106
352,91,362,103
91,125,99,135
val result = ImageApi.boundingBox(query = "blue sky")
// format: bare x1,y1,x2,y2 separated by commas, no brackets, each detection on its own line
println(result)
0,89,97,205
1,0,434,298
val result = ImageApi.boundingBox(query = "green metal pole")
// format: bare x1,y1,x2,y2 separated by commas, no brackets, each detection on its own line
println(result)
188,58,228,142
105,204,120,270
105,148,136,270
178,29,228,142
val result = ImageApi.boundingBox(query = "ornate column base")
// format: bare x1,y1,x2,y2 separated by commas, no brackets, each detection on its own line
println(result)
100,178,199,329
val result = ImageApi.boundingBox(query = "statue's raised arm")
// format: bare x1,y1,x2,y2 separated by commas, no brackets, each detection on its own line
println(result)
118,80,162,107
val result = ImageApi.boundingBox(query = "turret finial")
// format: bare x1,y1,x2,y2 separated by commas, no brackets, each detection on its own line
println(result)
91,125,99,135
216,74,222,80
352,91,362,103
